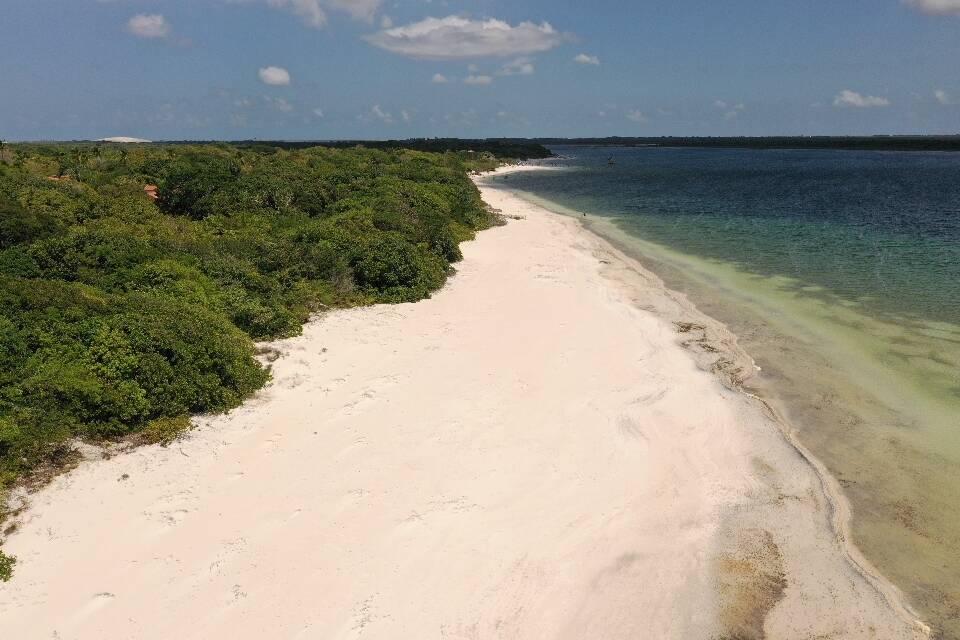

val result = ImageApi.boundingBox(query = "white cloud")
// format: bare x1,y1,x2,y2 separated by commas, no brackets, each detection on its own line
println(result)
715,100,745,119
364,16,571,59
126,14,170,38
266,0,327,28
401,109,411,123
464,74,493,85
265,97,294,112
371,104,394,123
261,0,382,29
833,89,890,108
626,110,648,123
380,15,393,29
934,89,953,104
259,66,291,85
313,107,325,117
903,0,960,15
574,53,600,66
432,73,449,83
498,57,535,76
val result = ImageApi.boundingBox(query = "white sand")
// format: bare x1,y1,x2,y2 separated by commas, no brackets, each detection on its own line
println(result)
0,168,928,639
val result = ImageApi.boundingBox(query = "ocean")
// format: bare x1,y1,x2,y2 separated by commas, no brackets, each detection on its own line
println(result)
489,145,960,636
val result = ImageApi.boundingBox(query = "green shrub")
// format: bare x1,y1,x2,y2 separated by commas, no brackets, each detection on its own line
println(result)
0,550,15,582
0,141,501,493
141,415,192,446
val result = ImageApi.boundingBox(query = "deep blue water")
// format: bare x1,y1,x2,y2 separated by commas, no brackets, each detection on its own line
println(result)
494,145,960,324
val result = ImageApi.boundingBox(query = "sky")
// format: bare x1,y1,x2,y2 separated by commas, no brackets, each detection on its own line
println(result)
2,0,960,140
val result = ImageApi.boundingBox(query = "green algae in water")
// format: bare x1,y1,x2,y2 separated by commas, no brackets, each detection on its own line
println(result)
494,147,960,636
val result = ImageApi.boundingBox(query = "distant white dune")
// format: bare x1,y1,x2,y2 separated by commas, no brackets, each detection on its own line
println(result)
96,136,152,143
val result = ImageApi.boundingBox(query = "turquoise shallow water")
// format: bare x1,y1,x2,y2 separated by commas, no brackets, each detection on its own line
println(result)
490,146,960,636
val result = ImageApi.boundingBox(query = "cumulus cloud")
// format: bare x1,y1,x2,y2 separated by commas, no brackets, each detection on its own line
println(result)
626,110,648,123
903,0,960,15
833,89,890,108
371,104,394,123
432,73,449,84
259,66,291,85
934,89,954,104
266,0,326,28
464,74,493,85
126,14,170,38
498,57,535,76
574,53,600,66
313,107,325,117
261,0,381,29
364,16,570,59
715,100,745,119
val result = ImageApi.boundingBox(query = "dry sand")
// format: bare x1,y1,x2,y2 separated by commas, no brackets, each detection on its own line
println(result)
0,167,928,639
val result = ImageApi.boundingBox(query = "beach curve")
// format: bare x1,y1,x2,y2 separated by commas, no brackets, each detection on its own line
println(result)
0,166,928,639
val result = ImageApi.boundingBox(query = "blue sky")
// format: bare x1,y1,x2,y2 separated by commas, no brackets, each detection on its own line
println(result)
3,0,960,140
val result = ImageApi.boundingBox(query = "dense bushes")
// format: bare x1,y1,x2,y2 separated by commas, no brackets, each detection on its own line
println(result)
0,144,502,548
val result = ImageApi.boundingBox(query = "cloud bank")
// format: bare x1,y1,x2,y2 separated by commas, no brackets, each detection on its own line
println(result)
365,16,570,59
833,89,890,108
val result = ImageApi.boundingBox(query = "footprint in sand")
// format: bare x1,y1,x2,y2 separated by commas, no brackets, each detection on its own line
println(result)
69,592,115,623
278,373,307,389
340,389,378,416
631,387,668,406
617,414,650,443
144,490,197,532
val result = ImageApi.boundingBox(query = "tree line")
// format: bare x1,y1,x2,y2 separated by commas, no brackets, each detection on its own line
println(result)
0,141,520,578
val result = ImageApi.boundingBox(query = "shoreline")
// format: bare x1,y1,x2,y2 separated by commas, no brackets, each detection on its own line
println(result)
484,164,930,634
0,166,928,638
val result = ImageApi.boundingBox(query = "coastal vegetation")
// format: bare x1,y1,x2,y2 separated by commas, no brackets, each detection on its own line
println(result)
0,141,546,577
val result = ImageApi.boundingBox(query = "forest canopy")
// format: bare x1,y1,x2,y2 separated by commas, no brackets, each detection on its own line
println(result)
0,141,520,551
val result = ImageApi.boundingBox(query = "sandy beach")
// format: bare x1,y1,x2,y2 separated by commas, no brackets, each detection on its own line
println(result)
0,167,928,639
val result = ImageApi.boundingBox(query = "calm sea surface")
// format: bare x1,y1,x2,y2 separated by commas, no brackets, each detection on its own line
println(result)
489,146,960,635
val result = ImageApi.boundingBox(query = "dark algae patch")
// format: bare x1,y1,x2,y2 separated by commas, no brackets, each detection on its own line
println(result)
714,530,787,640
